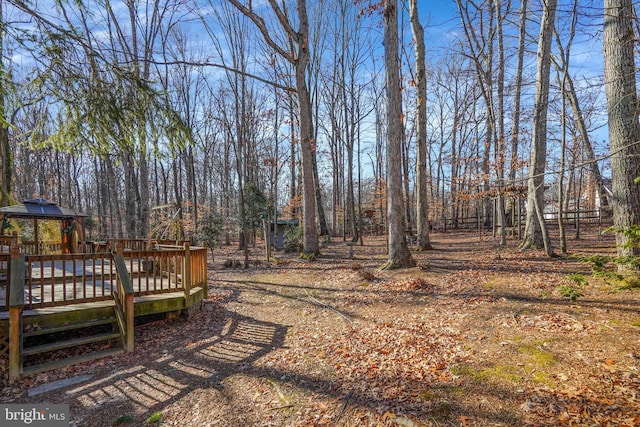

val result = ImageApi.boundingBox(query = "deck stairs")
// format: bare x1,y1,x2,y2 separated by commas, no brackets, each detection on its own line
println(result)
20,303,124,376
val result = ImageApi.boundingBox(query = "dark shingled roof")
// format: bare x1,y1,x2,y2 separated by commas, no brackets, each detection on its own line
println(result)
0,198,87,219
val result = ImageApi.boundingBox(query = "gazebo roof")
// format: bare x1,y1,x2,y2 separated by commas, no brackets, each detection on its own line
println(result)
0,198,87,220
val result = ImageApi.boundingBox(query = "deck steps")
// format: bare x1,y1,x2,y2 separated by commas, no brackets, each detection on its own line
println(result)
23,318,117,338
21,312,124,376
22,348,125,376
23,332,121,356
2,288,205,378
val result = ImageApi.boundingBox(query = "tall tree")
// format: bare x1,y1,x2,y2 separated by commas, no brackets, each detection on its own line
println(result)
0,0,11,207
508,0,527,185
226,0,319,256
519,0,556,256
382,0,415,269
603,0,640,260
307,4,330,239
493,0,507,245
552,0,609,216
409,0,431,250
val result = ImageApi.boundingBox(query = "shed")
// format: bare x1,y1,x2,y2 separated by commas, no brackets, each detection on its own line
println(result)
270,219,299,250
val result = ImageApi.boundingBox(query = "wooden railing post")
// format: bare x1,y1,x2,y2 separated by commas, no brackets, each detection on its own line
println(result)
124,292,134,351
8,243,24,380
112,248,134,352
183,243,191,306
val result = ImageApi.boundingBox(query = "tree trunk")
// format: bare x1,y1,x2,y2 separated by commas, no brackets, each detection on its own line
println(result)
551,0,609,214
603,0,640,260
509,0,527,184
312,148,329,237
0,0,11,207
563,72,610,210
409,0,432,251
494,0,506,246
382,0,415,270
558,69,568,254
292,0,319,255
520,0,556,257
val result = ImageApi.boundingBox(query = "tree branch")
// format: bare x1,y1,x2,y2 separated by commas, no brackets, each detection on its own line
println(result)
145,59,295,92
225,0,294,64
267,0,297,40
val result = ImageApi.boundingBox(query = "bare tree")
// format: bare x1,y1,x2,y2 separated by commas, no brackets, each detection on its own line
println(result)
508,0,527,185
520,0,556,256
455,0,496,233
226,0,319,256
0,0,10,207
382,0,415,269
409,0,432,250
552,0,609,219
603,0,640,260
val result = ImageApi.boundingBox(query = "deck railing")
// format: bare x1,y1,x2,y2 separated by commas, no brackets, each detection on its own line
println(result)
105,239,191,252
0,236,18,252
0,242,208,310
24,252,115,308
0,253,10,311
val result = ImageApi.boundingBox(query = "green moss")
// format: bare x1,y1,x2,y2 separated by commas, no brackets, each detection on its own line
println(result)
619,276,640,290
481,366,524,383
483,279,497,289
145,412,162,424
533,371,555,386
518,344,556,367
418,385,464,401
113,414,134,425
299,250,321,260
418,389,436,400
451,363,524,384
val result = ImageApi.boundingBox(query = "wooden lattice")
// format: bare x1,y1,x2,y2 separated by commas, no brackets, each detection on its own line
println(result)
0,335,9,358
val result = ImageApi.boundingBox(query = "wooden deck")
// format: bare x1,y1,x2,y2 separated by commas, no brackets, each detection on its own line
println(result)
0,287,205,321
0,241,208,379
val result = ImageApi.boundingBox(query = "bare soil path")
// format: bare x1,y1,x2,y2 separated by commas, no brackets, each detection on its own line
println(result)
2,229,639,426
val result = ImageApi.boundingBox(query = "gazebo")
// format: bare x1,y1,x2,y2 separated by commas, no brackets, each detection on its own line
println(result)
0,198,87,254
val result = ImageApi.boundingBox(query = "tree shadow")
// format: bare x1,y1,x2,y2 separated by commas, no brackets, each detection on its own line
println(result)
34,302,528,426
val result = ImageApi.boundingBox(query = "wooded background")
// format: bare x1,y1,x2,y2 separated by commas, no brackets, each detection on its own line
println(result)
0,0,639,262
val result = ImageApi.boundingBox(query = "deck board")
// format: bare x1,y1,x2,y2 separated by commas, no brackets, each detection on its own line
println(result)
0,288,202,321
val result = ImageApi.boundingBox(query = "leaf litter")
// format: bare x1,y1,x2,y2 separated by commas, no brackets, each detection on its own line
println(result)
2,229,639,426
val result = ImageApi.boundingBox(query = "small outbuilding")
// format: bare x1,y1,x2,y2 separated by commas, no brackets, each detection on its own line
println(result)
270,219,299,250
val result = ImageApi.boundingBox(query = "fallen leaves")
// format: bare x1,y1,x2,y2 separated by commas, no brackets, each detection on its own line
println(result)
523,372,640,426
3,231,638,427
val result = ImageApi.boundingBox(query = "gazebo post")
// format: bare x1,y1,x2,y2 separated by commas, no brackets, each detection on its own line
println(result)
77,218,86,253
33,218,39,255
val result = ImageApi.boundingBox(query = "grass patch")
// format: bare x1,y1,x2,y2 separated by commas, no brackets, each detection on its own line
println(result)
533,371,555,386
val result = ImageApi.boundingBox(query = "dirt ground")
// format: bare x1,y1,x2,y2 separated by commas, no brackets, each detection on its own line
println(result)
2,227,640,426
